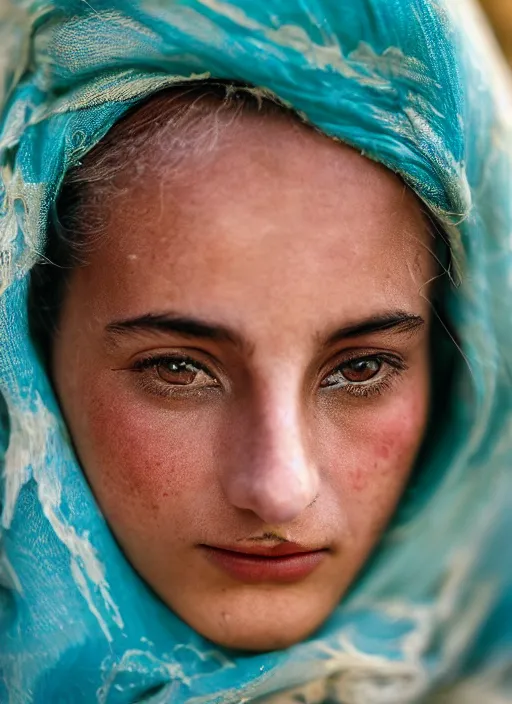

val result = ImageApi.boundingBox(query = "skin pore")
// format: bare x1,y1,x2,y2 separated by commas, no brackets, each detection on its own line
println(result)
51,102,436,651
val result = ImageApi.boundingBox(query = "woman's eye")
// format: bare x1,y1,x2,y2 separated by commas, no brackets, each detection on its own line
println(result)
135,356,219,389
321,357,383,388
156,359,209,386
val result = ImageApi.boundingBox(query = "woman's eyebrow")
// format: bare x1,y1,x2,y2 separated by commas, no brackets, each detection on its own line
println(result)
104,310,424,349
104,312,245,348
323,311,425,345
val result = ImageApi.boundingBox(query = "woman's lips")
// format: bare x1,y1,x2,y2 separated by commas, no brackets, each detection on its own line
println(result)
199,543,328,584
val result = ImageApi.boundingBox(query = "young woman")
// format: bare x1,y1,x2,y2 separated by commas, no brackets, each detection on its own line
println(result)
0,0,510,702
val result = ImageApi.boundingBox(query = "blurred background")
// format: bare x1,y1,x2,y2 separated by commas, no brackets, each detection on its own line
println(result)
479,0,512,63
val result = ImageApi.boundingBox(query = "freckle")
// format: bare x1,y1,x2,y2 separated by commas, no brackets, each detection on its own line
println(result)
221,611,231,623
378,443,391,459
350,467,366,492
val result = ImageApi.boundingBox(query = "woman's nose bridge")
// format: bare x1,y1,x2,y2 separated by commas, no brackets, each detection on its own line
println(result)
223,377,320,523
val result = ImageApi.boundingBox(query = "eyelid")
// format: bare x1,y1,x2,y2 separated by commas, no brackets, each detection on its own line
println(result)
125,344,221,366
323,361,384,387
320,349,407,378
133,352,214,375
134,351,223,385
319,352,407,398
130,352,223,399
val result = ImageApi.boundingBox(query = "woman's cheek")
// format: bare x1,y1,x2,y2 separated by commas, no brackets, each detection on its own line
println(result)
322,388,428,502
71,380,220,526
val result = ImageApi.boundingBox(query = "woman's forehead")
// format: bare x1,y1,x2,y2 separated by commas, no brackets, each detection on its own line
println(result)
67,115,435,340
101,111,431,257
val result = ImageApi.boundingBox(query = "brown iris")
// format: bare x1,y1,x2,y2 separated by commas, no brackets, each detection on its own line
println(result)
320,357,384,389
340,358,381,382
156,359,205,386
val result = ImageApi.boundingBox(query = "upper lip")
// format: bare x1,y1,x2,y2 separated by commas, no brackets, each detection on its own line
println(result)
203,542,326,557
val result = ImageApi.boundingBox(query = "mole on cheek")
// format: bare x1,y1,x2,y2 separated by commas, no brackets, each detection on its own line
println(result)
349,466,367,493
377,441,392,460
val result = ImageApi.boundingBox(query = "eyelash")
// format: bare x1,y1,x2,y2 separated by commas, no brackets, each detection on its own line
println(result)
129,352,407,400
320,354,407,399
130,354,219,398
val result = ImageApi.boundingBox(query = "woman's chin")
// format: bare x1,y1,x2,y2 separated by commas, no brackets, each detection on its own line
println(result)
194,619,322,653
170,587,337,652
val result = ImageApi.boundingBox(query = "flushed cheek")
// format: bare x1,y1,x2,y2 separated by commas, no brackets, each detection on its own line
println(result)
70,388,221,531
322,396,427,502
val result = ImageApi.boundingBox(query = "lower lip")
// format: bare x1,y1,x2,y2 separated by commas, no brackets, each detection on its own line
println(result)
200,547,327,584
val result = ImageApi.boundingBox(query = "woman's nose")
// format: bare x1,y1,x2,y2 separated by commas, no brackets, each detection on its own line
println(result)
221,392,319,525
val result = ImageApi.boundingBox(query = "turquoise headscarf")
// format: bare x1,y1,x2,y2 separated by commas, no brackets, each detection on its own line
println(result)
1,0,511,701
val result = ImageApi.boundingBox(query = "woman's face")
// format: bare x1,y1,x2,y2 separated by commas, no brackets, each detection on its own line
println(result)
53,113,435,650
